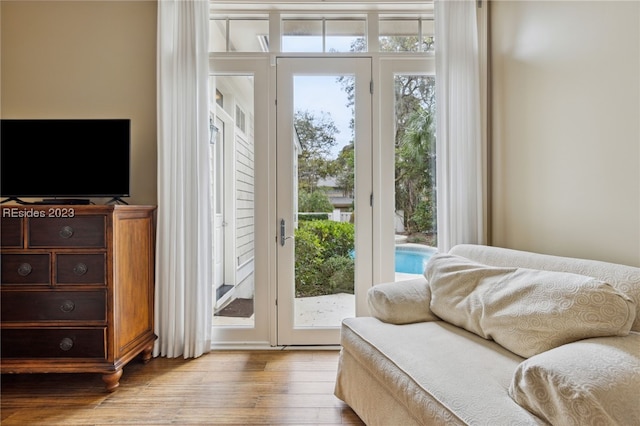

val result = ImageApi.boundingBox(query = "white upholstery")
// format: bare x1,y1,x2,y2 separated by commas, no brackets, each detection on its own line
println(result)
509,333,640,425
449,245,640,332
366,277,437,325
426,253,636,358
335,244,640,425
336,317,545,425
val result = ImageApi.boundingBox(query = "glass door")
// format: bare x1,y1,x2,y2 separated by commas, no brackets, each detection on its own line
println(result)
209,58,272,346
276,57,372,345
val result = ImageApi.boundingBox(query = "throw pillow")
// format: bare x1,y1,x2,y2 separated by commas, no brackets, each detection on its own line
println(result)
367,277,439,324
509,333,640,425
425,253,636,358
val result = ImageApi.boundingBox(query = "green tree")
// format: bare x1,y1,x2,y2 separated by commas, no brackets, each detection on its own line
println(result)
338,37,437,238
334,143,354,199
294,110,340,191
396,107,436,234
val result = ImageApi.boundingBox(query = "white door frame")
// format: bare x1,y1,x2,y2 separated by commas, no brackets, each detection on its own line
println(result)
209,57,273,347
275,56,373,346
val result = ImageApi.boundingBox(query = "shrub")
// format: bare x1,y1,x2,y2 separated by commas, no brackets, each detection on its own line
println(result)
298,213,329,222
294,220,355,296
294,227,324,297
298,188,334,213
320,255,355,294
299,220,354,258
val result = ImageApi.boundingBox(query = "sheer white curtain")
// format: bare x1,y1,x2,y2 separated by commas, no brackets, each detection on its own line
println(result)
435,0,487,252
155,0,212,359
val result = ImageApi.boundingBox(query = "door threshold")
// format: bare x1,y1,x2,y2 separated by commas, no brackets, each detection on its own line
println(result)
210,343,341,351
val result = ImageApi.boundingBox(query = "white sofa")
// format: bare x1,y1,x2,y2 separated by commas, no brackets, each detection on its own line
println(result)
334,244,640,425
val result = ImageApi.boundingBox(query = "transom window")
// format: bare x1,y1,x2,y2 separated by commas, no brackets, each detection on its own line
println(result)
209,13,434,53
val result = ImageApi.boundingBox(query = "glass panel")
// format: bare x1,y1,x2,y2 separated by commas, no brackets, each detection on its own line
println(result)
393,74,437,280
215,119,223,216
210,18,269,52
421,19,435,53
209,19,227,52
229,19,269,52
212,75,256,328
326,20,366,53
379,20,420,52
282,20,323,52
293,74,355,327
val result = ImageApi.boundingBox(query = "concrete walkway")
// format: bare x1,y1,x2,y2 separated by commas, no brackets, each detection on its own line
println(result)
213,272,422,327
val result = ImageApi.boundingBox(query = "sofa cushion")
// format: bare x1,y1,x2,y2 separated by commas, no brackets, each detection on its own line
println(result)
367,277,439,324
336,317,544,425
425,253,636,358
449,244,640,332
509,333,640,425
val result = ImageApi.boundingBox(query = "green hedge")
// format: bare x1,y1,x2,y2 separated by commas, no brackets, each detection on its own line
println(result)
294,220,355,297
298,213,329,222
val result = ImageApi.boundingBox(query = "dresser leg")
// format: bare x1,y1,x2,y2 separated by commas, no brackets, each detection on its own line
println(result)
141,343,154,364
102,369,123,392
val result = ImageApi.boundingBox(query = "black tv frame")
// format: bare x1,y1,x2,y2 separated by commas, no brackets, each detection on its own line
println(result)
0,118,131,205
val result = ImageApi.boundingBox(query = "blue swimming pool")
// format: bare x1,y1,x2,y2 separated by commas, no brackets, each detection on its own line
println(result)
395,246,437,274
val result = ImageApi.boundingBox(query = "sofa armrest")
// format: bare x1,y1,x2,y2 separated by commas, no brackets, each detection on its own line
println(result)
367,277,440,324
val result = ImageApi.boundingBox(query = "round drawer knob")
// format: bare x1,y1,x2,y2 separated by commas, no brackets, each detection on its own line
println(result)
60,300,75,313
59,337,74,351
59,226,74,239
17,263,32,276
73,263,88,276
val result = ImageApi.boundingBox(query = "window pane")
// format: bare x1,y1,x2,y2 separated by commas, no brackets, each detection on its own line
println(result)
422,19,435,53
393,74,437,276
283,20,323,52
293,74,355,327
379,20,419,52
209,19,227,52
211,75,257,328
326,20,366,53
229,19,269,52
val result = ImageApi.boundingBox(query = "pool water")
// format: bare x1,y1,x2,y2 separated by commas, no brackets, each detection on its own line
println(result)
395,247,437,274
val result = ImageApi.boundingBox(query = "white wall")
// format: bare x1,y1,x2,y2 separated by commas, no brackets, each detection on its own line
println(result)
491,0,640,267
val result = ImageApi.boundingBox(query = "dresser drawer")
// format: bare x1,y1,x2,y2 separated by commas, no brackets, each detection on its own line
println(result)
28,216,105,248
1,217,23,248
0,328,106,359
56,254,106,284
1,254,50,285
1,290,106,322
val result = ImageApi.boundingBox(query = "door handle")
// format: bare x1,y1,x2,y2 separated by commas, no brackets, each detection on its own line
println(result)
280,219,294,246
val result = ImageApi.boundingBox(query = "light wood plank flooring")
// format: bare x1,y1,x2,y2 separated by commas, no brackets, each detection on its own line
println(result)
1,350,365,425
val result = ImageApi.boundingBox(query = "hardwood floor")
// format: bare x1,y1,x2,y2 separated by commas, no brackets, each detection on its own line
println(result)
1,350,365,425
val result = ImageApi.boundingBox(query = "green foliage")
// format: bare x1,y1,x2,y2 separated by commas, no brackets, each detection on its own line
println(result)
409,199,435,235
320,256,354,294
294,220,355,297
395,106,437,234
299,220,354,258
298,188,334,213
295,110,340,191
334,143,355,198
293,227,324,295
298,213,329,222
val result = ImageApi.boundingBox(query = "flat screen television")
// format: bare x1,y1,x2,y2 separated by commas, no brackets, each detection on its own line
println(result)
1,119,131,204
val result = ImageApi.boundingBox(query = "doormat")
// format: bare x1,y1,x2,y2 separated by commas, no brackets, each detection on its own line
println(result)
215,298,254,318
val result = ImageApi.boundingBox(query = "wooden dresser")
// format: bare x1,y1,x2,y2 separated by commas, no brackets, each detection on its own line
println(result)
0,204,157,391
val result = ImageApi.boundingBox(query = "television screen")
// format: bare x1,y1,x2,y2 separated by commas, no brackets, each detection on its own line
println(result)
1,119,130,201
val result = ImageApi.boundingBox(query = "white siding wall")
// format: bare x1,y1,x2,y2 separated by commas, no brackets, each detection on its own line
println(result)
235,111,255,296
